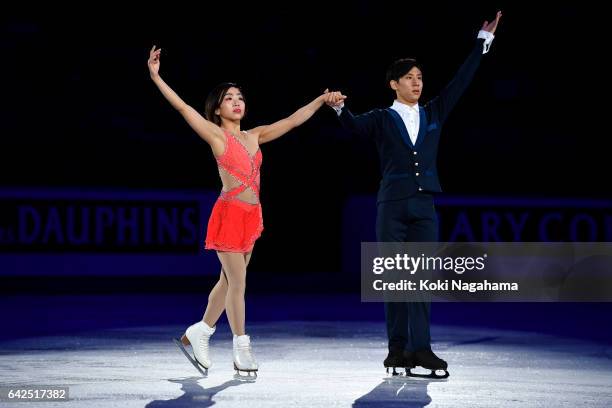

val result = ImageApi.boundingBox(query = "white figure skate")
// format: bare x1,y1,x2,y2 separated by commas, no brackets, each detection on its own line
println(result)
233,334,258,378
173,321,215,376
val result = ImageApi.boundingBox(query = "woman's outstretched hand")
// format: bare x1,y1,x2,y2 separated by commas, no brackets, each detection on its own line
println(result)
148,45,162,78
322,88,347,108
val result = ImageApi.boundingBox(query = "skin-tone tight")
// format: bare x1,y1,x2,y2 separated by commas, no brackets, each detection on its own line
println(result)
202,251,252,335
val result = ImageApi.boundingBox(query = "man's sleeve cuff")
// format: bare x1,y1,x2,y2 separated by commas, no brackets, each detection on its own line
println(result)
333,102,345,116
477,30,495,54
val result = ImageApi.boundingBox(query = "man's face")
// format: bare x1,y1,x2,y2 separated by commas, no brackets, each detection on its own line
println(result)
390,66,423,104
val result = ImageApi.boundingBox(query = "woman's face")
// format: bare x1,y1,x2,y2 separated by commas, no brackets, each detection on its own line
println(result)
215,87,245,121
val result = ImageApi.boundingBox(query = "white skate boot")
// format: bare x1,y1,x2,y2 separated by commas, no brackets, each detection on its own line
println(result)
173,321,215,376
233,334,258,378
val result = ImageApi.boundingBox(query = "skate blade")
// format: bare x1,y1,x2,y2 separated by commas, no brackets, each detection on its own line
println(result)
233,372,257,382
406,367,449,380
384,366,414,379
233,363,258,381
173,337,208,377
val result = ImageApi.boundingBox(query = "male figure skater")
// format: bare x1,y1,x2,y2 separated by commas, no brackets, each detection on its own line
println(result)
326,11,502,377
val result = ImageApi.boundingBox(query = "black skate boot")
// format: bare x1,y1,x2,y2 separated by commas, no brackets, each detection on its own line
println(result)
384,348,415,376
408,349,449,379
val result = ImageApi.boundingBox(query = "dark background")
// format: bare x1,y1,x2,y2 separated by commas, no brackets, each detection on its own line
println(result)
2,2,611,343
2,2,607,275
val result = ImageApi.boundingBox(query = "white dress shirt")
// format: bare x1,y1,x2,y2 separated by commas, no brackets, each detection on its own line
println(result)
390,100,419,145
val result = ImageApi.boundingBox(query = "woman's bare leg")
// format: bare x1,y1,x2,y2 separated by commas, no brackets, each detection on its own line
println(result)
217,251,248,335
202,267,228,327
202,251,253,327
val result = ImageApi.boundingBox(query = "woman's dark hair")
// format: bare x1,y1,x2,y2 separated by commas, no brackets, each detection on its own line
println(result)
385,58,423,88
204,82,247,126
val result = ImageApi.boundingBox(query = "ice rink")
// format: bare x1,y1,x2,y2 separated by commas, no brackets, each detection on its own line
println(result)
2,320,611,407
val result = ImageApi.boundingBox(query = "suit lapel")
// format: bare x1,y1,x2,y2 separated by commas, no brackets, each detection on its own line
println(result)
386,108,414,149
414,107,427,148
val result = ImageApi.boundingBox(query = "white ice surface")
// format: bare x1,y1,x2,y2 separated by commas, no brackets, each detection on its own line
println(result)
1,322,611,407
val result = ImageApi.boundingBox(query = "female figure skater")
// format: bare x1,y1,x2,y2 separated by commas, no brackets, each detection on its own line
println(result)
147,45,343,376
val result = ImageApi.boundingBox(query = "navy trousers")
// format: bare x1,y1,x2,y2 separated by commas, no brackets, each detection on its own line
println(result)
376,193,438,352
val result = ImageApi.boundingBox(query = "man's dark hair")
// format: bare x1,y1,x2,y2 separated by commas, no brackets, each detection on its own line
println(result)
385,58,423,88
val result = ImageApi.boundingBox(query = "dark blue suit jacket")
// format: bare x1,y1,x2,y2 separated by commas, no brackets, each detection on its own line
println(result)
338,38,487,203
